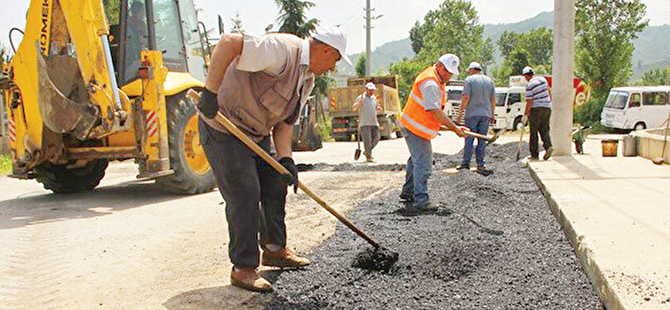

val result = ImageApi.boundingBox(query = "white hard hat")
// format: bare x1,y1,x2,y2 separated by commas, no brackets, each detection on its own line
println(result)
438,53,460,76
468,61,482,70
365,82,376,90
522,66,534,75
313,26,352,66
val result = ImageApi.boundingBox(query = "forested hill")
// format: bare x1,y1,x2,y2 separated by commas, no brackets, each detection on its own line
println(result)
342,11,670,80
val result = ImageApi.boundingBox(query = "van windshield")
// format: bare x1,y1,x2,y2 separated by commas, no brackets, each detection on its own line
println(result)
604,91,629,109
447,90,462,101
495,93,506,106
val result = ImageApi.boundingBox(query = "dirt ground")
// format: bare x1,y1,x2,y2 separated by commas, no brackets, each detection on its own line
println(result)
0,158,404,310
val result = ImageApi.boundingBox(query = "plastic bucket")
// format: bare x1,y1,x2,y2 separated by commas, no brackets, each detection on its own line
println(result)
601,139,618,157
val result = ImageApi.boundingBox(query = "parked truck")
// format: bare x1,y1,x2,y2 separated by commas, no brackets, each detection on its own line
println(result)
328,76,402,141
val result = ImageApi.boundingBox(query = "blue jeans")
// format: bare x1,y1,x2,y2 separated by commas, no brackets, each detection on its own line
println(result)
401,128,432,206
462,116,490,167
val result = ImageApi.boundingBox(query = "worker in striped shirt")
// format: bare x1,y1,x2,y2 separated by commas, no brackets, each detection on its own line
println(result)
521,66,553,160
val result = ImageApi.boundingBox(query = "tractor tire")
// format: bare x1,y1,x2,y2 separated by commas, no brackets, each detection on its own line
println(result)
156,92,216,194
34,159,109,194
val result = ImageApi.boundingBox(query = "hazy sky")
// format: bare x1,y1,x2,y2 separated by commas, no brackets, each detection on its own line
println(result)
1,0,669,55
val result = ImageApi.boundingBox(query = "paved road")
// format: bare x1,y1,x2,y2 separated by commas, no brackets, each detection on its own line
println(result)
0,130,520,309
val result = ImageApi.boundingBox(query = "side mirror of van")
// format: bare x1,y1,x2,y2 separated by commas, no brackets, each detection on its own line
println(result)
629,101,640,108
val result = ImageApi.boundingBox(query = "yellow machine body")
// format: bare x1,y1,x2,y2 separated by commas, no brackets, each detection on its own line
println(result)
1,0,215,193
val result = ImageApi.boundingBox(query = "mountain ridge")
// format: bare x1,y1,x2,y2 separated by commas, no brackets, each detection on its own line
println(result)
343,11,669,80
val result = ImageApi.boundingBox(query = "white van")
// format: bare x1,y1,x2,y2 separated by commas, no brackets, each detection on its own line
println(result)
493,86,526,130
600,86,670,131
444,85,464,121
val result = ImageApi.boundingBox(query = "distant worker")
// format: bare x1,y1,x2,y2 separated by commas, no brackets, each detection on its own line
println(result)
352,82,383,162
399,54,466,211
521,66,553,160
197,26,351,292
456,61,495,172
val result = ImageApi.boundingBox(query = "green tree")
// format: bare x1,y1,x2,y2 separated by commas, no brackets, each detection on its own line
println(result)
389,58,430,107
355,54,366,77
230,12,244,34
575,0,648,99
640,68,670,86
274,0,318,38
395,0,489,101
494,27,553,83
103,0,121,25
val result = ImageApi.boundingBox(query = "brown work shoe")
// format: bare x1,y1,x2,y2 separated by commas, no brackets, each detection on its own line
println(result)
262,247,310,268
230,267,273,293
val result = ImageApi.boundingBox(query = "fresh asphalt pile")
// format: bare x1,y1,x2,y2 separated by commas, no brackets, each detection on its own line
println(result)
261,142,602,310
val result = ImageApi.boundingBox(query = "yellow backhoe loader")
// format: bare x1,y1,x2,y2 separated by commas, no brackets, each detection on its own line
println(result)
0,0,220,194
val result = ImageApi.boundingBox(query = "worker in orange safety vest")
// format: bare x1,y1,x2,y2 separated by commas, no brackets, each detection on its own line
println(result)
399,53,467,211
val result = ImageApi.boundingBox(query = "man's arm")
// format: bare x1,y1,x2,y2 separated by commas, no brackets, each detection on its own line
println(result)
352,95,363,112
205,33,244,93
524,98,533,116
273,121,294,159
457,95,470,124
429,109,465,137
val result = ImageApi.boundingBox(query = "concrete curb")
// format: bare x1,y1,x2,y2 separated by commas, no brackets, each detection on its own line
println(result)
527,163,624,310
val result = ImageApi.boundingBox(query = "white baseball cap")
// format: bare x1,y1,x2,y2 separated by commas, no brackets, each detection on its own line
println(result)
313,26,352,66
438,53,460,76
365,82,376,90
522,66,534,75
468,61,482,70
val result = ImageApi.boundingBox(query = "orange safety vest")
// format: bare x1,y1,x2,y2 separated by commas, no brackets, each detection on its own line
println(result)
400,66,445,140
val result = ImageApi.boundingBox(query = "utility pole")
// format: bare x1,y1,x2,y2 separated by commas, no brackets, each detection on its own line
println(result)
365,0,371,77
551,0,575,156
364,0,382,77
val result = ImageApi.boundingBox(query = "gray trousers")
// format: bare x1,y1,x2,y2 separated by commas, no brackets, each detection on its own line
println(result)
360,125,380,158
199,119,287,268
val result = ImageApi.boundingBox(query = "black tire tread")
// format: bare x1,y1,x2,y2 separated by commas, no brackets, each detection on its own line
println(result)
34,159,109,194
156,92,216,194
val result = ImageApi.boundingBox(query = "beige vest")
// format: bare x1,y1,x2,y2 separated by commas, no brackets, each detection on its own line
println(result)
202,34,305,141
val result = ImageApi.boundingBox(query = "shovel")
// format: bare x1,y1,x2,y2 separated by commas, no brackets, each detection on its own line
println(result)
187,90,395,264
441,126,506,145
354,124,362,160
516,124,524,161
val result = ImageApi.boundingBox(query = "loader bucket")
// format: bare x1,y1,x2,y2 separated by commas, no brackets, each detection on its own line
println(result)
37,47,99,140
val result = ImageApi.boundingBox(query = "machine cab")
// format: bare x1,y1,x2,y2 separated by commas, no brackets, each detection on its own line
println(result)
108,0,209,88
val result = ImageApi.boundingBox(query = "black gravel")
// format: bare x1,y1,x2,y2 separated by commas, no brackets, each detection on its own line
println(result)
260,142,602,310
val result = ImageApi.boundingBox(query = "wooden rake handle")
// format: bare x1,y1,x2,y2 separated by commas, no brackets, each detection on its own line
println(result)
440,126,490,140
212,111,381,248
179,88,384,249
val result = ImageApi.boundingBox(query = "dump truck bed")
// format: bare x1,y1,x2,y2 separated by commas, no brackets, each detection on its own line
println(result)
328,84,401,118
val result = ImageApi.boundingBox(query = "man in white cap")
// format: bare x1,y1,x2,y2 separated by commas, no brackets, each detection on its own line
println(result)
521,66,553,160
456,61,495,172
352,82,382,161
399,53,466,211
197,26,350,292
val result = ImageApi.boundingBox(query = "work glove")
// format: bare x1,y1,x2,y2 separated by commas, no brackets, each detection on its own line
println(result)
278,157,299,193
198,88,219,119
521,115,529,126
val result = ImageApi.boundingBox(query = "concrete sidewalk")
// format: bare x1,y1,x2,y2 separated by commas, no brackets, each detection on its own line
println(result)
528,135,670,310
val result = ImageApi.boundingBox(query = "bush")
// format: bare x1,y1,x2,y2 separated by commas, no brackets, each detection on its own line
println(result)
574,95,605,126
0,154,10,176
318,117,333,142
